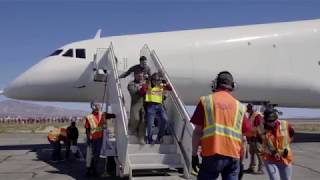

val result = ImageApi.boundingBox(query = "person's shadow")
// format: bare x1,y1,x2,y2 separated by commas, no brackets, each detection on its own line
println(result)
36,142,122,180
0,142,122,180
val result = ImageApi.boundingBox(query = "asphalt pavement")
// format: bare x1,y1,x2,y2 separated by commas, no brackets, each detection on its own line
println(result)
0,133,320,180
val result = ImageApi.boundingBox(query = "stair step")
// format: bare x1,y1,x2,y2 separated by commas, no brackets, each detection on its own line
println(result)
128,144,177,154
130,163,184,170
129,153,181,165
128,135,174,144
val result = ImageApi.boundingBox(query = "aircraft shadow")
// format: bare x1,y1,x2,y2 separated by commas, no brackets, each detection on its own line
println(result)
0,143,123,180
293,132,320,143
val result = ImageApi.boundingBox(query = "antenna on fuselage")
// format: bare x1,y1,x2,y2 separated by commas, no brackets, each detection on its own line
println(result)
94,29,102,39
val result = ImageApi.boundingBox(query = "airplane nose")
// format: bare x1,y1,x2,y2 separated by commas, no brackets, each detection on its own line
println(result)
3,58,53,100
4,65,33,99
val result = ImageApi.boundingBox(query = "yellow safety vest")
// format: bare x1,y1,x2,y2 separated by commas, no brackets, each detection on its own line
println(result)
145,84,164,104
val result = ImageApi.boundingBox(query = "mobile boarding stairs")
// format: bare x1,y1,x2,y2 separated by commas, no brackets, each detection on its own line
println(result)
93,43,194,180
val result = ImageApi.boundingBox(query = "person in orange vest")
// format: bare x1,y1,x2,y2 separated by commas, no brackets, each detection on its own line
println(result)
47,127,68,162
191,71,252,180
140,72,172,144
256,107,294,180
244,103,264,174
85,102,116,177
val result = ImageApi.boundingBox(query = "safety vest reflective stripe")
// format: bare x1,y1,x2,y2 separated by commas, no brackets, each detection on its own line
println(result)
145,85,163,103
87,114,103,134
201,95,214,126
201,94,244,142
202,124,242,141
280,121,290,150
263,120,290,154
234,101,245,131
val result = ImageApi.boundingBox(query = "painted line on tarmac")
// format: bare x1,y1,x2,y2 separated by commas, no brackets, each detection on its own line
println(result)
0,155,11,164
294,163,320,174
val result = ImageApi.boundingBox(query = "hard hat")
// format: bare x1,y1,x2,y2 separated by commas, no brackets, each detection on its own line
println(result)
212,71,235,91
263,107,278,122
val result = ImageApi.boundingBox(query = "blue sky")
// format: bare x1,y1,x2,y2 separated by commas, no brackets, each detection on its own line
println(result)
1,0,320,117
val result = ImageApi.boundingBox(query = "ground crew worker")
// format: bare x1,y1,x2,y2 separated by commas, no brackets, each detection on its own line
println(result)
119,56,151,79
47,127,67,162
128,71,146,144
191,71,252,180
85,102,116,177
239,136,247,180
140,72,172,144
244,103,264,174
66,121,80,159
256,107,294,180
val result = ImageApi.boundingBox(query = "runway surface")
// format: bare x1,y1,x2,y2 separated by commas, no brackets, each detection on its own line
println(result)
0,133,319,180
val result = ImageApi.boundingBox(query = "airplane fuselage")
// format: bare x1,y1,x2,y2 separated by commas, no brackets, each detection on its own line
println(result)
4,19,320,107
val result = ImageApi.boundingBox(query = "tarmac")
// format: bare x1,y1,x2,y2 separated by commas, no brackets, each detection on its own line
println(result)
0,132,320,180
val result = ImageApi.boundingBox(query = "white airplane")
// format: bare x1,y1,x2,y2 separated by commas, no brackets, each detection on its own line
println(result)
3,19,320,108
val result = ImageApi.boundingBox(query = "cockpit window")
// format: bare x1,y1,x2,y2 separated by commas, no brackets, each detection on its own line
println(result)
49,49,63,56
76,49,86,59
63,49,73,57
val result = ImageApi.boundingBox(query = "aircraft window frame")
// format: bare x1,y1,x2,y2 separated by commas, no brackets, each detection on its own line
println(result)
49,49,63,56
62,49,73,57
76,49,86,59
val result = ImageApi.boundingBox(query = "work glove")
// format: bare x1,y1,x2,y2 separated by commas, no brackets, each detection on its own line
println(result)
104,113,116,119
192,155,200,176
282,148,288,158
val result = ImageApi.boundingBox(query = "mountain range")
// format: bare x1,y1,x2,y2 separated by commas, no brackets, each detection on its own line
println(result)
0,100,88,118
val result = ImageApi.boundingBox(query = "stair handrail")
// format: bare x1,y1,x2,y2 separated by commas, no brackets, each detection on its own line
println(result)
106,43,129,176
149,49,194,177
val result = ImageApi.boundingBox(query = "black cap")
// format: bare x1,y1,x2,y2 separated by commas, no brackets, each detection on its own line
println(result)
139,56,147,61
263,107,278,122
247,103,253,111
217,71,234,90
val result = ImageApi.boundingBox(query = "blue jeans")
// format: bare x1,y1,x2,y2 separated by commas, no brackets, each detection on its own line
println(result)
264,160,292,180
146,104,167,143
198,155,240,180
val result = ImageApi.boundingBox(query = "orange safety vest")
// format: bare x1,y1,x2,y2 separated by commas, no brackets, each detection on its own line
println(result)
200,91,246,159
86,113,104,140
249,111,263,135
48,128,67,142
260,120,293,165
145,84,164,104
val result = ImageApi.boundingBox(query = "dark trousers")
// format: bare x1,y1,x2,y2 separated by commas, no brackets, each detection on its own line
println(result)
198,155,240,180
66,139,79,159
86,138,102,172
50,141,62,161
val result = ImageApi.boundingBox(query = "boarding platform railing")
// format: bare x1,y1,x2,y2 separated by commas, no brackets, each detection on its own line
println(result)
140,44,194,178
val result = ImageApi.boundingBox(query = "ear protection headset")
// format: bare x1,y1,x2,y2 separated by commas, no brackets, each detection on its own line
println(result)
211,71,235,91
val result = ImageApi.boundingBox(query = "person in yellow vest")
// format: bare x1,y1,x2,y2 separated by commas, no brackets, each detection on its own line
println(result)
85,102,116,177
256,107,294,180
191,71,252,180
140,72,172,144
244,103,264,174
47,127,67,162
